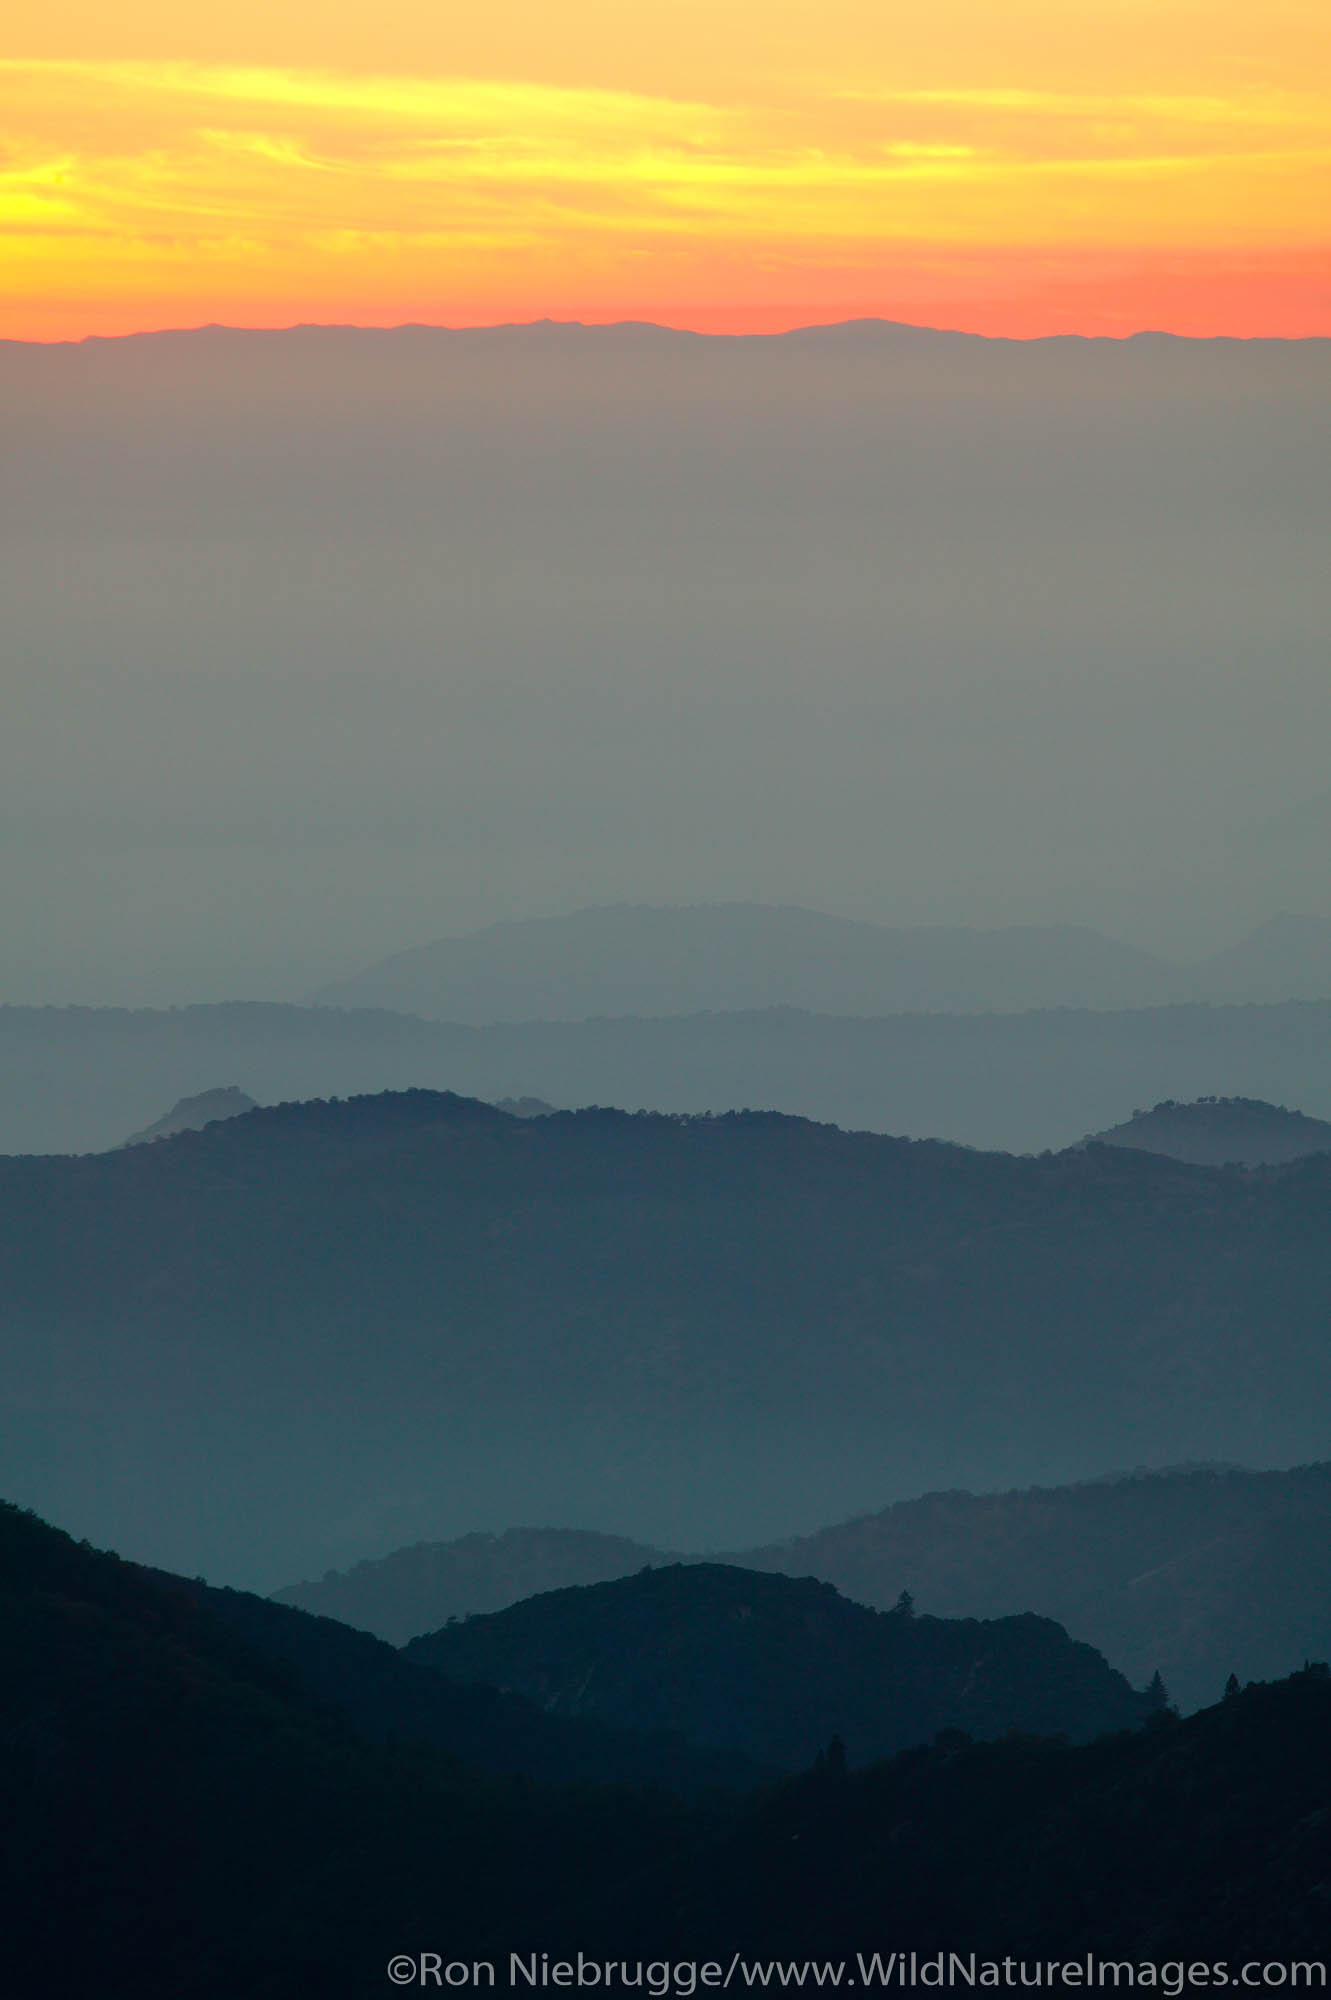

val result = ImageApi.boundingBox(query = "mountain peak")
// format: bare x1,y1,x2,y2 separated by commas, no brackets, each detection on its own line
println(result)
1090,1095,1331,1167
314,903,1171,1023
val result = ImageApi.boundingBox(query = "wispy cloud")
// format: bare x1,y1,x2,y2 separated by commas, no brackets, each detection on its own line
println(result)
1,53,1327,335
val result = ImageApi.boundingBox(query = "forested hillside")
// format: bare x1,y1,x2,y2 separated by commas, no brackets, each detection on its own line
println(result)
276,1464,1331,1708
406,1564,1157,1764
6,1502,1331,1995
741,1463,1331,1710
276,1527,673,1642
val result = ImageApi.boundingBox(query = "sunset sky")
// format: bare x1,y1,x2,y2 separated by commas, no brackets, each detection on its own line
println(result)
3,0,1329,340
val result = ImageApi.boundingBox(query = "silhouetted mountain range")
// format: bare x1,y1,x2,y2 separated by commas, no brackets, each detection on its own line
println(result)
277,1464,1331,1712
316,903,1331,1020
405,1563,1157,1765
8,1088,1331,1581
8,1498,1331,1994
8,995,1331,1155
1089,1096,1331,1166
316,905,1174,1018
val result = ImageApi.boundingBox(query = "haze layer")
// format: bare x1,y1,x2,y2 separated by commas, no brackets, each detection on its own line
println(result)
2,323,1328,1001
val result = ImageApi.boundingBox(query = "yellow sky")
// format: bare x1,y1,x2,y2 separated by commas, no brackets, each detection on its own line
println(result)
3,0,1329,338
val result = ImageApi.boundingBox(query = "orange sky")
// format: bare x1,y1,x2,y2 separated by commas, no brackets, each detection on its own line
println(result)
3,0,1329,340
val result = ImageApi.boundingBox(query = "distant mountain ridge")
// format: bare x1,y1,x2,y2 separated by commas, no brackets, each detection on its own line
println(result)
314,903,1331,1022
315,905,1174,1019
1090,1096,1331,1166
7,321,1329,1015
1196,914,1331,1003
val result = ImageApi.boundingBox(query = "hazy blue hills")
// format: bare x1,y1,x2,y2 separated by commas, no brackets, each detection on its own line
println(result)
1090,1095,1331,1167
8,995,1331,1156
276,1464,1331,1712
1196,913,1331,1003
405,1563,1157,1766
9,1087,1331,1581
316,904,1175,1019
315,903,1331,1023
8,1497,1331,1991
738,1464,1331,1713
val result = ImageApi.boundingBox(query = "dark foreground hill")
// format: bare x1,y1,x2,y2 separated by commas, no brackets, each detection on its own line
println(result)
686,1669,1331,1963
8,996,1331,1157
169,1556,1155,1773
274,1464,1331,1709
148,1564,769,1794
7,1500,1331,1993
0,1498,731,1997
8,1088,1331,1580
405,1564,1156,1765
1090,1095,1331,1166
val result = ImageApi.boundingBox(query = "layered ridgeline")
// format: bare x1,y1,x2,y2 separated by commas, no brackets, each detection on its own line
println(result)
6,327,1329,1008
277,1466,1331,1711
158,1552,1157,1771
279,1528,679,1640
403,1564,1157,1765
317,904,1331,1021
277,1528,677,1642
317,906,1175,1018
6,1500,1331,1996
7,997,1331,1158
7,1089,1331,1582
740,1465,1331,1713
1089,1096,1331,1167
121,1084,257,1147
